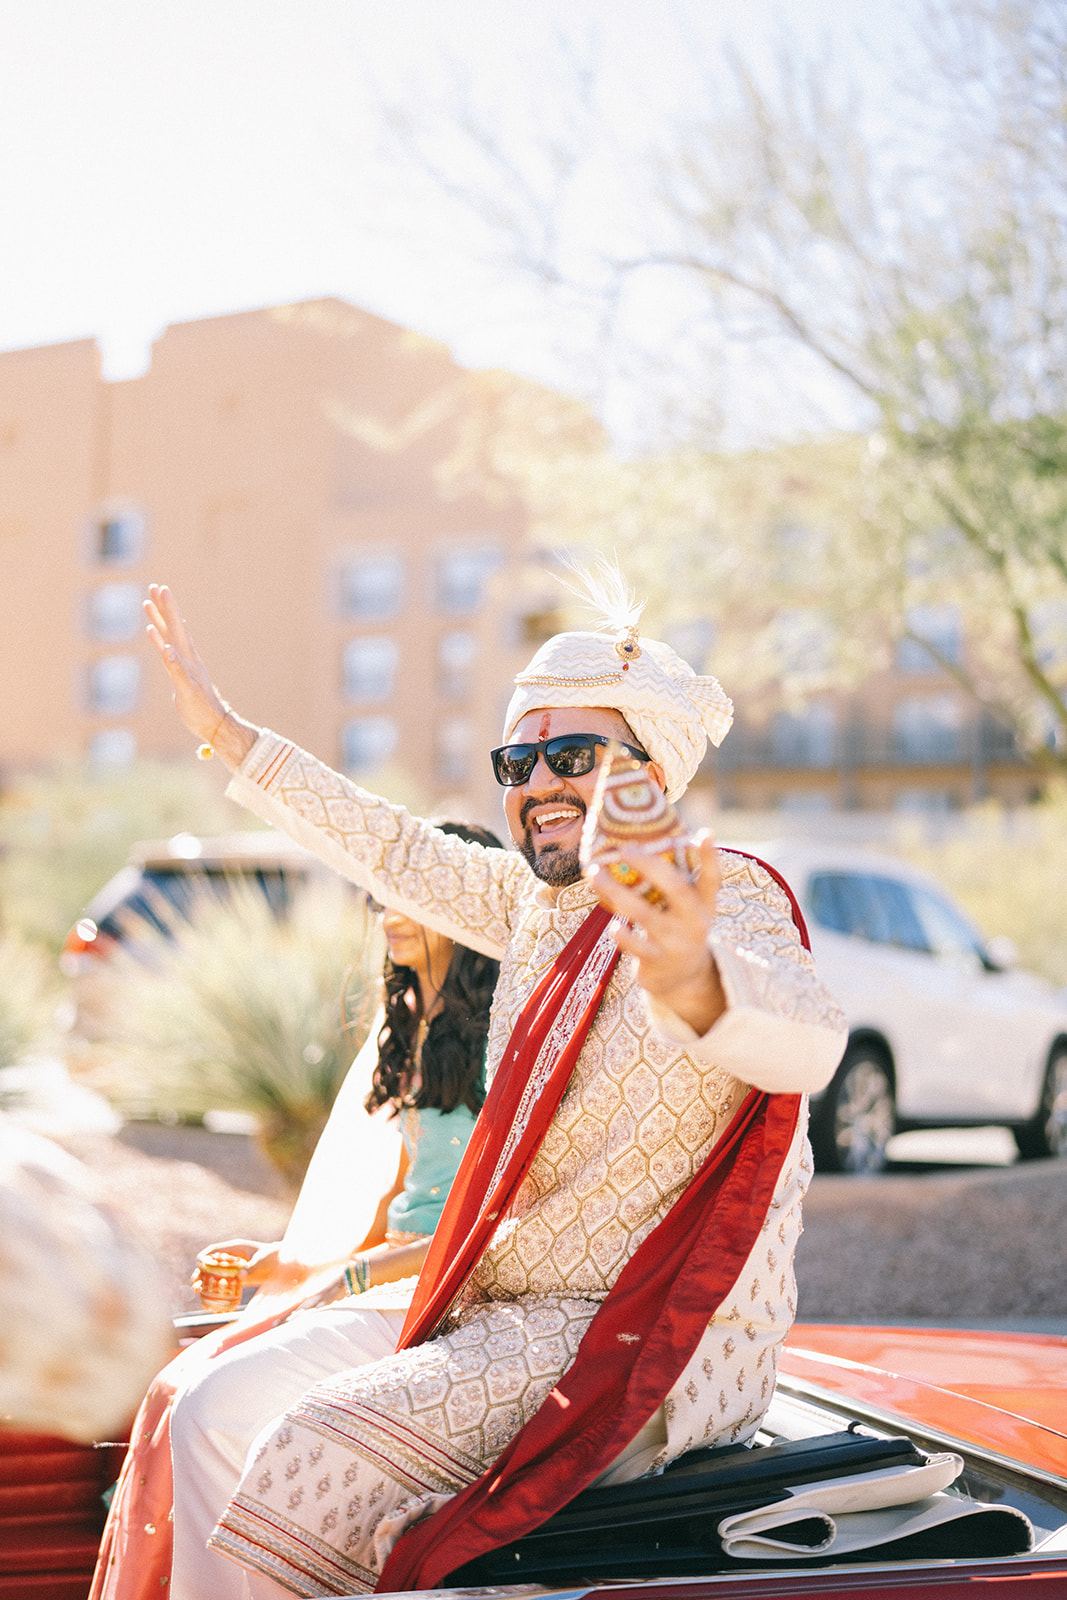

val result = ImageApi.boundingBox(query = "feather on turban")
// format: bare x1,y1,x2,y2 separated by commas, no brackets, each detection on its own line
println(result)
503,567,733,802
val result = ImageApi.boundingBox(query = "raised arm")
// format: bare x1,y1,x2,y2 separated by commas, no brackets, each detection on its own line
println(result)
144,584,258,770
588,833,727,1035
144,585,520,958
592,843,847,1095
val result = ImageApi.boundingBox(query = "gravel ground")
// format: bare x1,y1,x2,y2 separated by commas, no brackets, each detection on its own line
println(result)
58,1124,293,1317
797,1157,1067,1325
55,1124,1067,1326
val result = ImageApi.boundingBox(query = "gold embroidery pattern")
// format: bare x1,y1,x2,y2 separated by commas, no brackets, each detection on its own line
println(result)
515,669,626,689
214,1297,595,1595
488,925,620,1188
223,736,842,1581
711,855,847,1034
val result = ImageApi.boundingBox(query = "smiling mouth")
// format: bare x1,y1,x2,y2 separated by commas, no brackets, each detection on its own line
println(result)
532,807,582,836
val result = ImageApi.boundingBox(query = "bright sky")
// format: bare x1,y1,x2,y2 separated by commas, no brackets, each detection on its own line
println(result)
0,1,923,440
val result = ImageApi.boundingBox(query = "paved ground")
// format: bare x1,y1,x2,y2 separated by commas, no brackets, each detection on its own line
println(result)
50,1121,1067,1330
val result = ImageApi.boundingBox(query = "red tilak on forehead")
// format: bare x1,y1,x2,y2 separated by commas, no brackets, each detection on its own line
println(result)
537,711,552,740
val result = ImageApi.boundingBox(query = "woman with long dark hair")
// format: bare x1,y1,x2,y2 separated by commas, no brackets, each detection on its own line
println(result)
333,820,502,1290
92,823,503,1600
196,821,503,1303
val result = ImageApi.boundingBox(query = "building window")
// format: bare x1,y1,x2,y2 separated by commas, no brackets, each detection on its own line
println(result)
342,716,398,773
770,702,837,767
94,510,145,565
88,728,137,768
892,694,963,761
87,582,142,642
893,787,957,814
895,604,962,673
437,716,474,785
339,554,403,621
437,630,477,700
342,636,398,702
87,654,140,716
776,790,833,814
435,547,502,614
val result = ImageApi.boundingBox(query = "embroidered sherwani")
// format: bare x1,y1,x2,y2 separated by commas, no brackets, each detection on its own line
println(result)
207,733,847,1597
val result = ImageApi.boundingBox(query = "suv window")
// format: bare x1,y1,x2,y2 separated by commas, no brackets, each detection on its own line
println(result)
809,871,929,952
97,866,297,942
865,876,929,952
809,873,856,935
809,872,897,942
909,884,983,961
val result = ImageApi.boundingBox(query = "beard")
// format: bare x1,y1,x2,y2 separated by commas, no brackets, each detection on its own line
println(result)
517,792,586,886
519,835,582,886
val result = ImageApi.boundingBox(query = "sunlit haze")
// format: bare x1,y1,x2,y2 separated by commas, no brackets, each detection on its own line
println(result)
1,1,922,444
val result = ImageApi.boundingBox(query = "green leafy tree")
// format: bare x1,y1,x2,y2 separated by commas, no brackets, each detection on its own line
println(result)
391,0,1067,768
895,784,1067,986
638,0,1067,763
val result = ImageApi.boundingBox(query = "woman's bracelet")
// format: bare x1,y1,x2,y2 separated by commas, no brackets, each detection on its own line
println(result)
344,1256,371,1296
197,707,231,761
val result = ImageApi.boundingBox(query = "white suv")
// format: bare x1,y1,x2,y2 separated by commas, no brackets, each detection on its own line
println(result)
742,841,1067,1174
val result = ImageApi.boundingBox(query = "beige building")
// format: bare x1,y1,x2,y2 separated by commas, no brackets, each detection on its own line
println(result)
702,608,1038,820
0,299,1041,834
0,298,567,826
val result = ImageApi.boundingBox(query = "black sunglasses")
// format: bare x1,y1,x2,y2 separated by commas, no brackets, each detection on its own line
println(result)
490,733,649,787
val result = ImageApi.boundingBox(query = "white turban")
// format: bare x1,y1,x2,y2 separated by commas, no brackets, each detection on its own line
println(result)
503,625,733,802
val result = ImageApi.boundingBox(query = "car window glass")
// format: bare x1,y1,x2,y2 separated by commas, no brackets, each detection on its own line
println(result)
809,873,854,934
866,876,930,952
809,872,896,942
843,875,895,943
99,873,195,938
909,884,983,960
98,867,298,941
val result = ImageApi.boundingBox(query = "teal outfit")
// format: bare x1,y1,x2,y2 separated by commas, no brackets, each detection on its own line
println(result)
386,1102,479,1237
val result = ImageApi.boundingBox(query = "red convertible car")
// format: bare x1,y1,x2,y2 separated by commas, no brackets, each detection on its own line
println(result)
4,1320,1065,1598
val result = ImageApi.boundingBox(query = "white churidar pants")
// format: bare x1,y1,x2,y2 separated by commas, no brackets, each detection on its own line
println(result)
170,1292,667,1600
169,1301,408,1600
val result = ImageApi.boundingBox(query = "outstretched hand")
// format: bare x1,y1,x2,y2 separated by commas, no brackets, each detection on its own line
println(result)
144,585,257,769
589,833,727,1038
191,1238,280,1290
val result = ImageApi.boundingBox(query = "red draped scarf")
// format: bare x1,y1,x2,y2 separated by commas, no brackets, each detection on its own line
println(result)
379,856,808,1593
398,901,621,1348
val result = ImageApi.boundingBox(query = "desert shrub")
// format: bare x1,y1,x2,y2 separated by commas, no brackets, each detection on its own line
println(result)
82,877,384,1192
0,933,63,1070
894,785,1067,988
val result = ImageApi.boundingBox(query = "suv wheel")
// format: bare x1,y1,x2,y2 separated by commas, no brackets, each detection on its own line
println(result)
1014,1044,1067,1161
810,1043,895,1175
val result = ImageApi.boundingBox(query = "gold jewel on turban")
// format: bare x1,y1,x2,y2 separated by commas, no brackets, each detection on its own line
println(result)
503,562,732,802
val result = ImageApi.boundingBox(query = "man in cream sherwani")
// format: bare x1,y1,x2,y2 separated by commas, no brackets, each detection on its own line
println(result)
142,575,846,1600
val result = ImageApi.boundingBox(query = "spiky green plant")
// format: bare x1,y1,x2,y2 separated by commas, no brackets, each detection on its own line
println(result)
0,933,63,1071
83,876,384,1192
